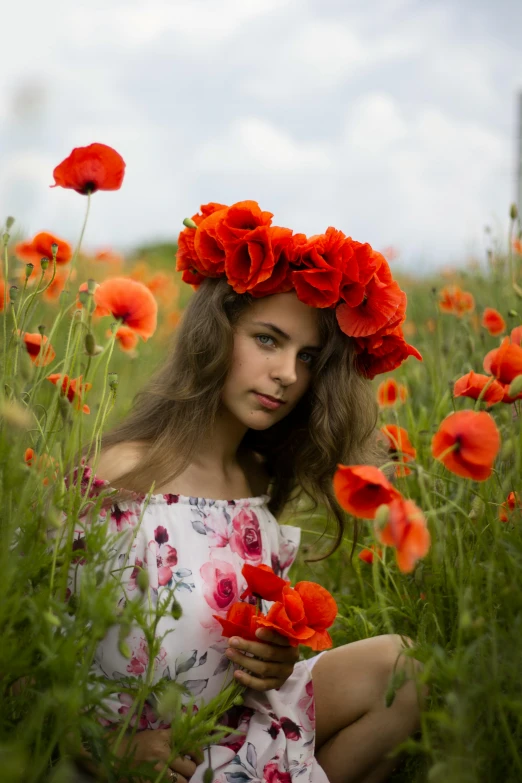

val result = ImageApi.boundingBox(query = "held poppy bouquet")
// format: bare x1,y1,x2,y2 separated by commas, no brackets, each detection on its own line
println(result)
210,564,338,719
214,564,338,651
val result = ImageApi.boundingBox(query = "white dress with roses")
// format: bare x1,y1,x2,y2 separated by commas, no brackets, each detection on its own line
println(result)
69,465,329,783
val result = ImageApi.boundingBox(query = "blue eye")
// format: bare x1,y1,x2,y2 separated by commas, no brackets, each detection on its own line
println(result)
299,352,314,365
256,334,275,347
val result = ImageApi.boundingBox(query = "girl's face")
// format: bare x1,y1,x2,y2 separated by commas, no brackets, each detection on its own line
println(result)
221,292,321,430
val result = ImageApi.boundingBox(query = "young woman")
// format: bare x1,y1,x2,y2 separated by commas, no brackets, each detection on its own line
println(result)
76,202,424,783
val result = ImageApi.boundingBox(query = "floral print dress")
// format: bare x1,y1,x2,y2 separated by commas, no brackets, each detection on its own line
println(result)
69,465,330,783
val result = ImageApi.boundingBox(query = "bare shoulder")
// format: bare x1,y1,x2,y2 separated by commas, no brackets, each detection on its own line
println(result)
88,440,148,484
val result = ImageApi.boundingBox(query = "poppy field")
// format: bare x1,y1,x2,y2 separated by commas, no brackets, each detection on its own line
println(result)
1,144,522,782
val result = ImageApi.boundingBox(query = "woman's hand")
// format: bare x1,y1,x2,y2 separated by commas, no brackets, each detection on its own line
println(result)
225,628,300,692
109,729,203,783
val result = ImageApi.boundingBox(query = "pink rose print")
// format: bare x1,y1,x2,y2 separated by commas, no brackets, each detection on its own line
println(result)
271,535,297,577
229,508,262,563
297,678,316,731
203,509,230,548
147,526,178,587
126,635,167,676
263,760,292,783
200,559,238,611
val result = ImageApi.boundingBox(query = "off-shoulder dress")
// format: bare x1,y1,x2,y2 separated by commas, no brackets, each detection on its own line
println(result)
69,465,329,783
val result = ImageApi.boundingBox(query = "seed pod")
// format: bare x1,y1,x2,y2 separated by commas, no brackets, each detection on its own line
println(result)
84,333,96,355
137,568,149,593
40,257,49,271
183,217,198,229
510,203,518,220
6,216,15,231
171,597,183,620
9,286,19,303
203,768,214,783
25,263,34,278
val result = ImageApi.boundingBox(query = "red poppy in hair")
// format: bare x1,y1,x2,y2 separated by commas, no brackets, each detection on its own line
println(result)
51,143,125,195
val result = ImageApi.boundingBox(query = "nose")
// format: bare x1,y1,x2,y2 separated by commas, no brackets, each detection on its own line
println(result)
270,348,298,387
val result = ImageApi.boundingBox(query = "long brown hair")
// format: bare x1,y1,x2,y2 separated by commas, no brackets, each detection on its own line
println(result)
85,277,389,557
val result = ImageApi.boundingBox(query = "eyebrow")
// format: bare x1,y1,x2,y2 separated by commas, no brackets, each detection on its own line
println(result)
251,321,322,352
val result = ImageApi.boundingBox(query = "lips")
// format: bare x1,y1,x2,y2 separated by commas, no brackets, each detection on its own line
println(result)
255,392,286,404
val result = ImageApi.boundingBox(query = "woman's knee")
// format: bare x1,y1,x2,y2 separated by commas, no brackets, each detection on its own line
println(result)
374,634,425,718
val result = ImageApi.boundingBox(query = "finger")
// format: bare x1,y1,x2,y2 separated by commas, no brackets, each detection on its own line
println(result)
227,649,293,680
171,756,197,778
228,637,296,662
183,749,204,766
234,668,283,692
153,763,187,783
254,628,293,646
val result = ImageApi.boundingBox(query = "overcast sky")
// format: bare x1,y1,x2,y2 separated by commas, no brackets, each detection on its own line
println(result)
1,0,521,273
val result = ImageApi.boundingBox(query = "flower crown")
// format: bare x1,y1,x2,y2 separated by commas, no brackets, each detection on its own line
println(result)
176,200,422,379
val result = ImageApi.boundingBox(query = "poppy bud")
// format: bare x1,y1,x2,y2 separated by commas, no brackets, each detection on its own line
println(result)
171,597,183,620
51,243,58,259
508,309,518,317
508,374,522,399
59,290,70,306
118,640,131,659
44,611,61,627
510,203,518,220
9,286,19,303
6,216,15,231
469,496,485,521
25,263,34,278
108,372,118,392
136,568,149,593
232,694,244,706
87,278,97,294
2,232,9,245
183,217,197,229
40,257,49,271
203,768,214,783
78,290,89,306
38,324,46,337
84,333,96,355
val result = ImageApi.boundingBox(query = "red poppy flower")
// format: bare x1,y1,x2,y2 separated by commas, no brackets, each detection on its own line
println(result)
481,307,506,336
51,143,125,195
358,545,382,565
380,424,416,477
213,602,259,643
377,378,408,407
336,260,406,339
431,410,501,481
106,325,139,352
240,564,289,602
293,581,338,651
376,497,430,573
47,373,91,414
453,371,505,408
354,326,423,380
340,243,384,304
438,286,475,317
0,279,10,312
17,331,56,366
15,232,72,266
176,203,228,286
24,447,58,486
249,227,295,298
291,227,350,308
215,200,273,245
484,337,522,385
255,586,315,647
93,277,158,340
499,491,521,522
192,208,229,276
510,325,522,346
225,225,275,294
333,464,402,519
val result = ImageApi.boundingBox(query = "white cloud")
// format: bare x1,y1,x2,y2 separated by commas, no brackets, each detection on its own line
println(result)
196,117,332,173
